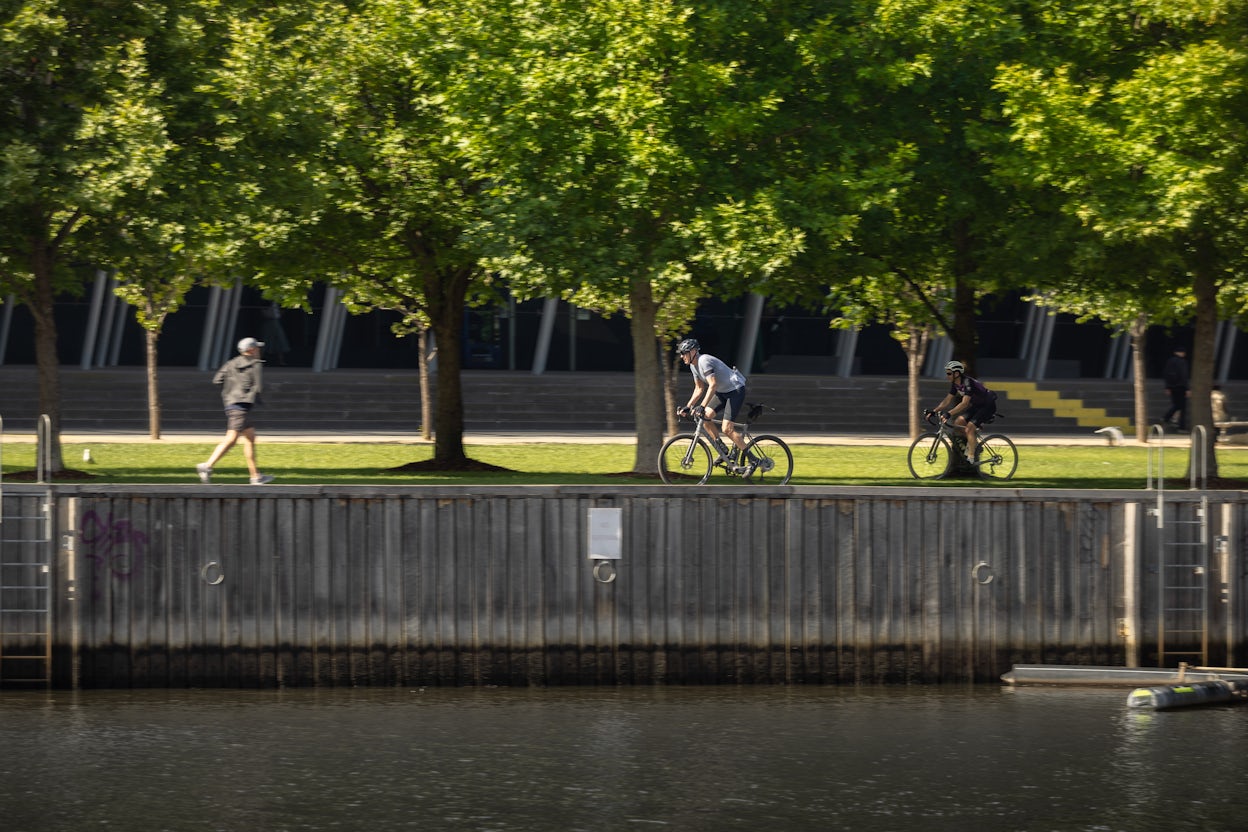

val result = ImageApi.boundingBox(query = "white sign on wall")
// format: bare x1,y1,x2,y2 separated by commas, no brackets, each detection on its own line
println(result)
587,507,622,560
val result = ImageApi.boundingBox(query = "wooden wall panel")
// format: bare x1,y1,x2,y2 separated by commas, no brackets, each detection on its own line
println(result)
4,484,1245,688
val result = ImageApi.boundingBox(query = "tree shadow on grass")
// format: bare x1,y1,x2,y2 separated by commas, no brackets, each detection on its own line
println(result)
387,458,512,474
4,469,96,481
387,458,662,481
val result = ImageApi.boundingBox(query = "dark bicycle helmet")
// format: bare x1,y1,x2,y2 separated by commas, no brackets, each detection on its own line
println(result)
676,338,699,355
945,360,965,374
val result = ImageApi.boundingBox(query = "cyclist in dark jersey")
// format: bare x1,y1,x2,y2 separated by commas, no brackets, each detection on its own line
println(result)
931,360,997,465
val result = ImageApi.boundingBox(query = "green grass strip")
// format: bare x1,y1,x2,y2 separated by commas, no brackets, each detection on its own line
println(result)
4,441,1245,489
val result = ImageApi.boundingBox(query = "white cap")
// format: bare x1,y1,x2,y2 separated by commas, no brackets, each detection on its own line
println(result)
237,337,265,353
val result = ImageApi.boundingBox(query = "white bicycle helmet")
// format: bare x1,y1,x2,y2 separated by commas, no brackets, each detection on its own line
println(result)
945,360,965,374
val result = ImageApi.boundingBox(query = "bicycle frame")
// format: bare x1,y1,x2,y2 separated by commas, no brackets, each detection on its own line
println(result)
907,411,1018,481
658,405,794,485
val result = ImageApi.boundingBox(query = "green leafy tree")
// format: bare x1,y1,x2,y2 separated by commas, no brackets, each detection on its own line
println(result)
996,2,1248,476
827,272,949,437
778,0,1052,430
94,3,257,440
468,0,805,472
1019,236,1194,442
0,1,173,470
209,0,507,468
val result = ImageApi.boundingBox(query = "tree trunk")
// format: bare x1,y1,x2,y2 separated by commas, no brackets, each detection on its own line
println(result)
417,326,433,442
1129,313,1149,444
953,278,977,374
30,255,64,472
661,336,678,436
629,279,664,474
146,328,162,440
951,220,979,372
905,323,931,439
426,267,469,467
1189,267,1218,479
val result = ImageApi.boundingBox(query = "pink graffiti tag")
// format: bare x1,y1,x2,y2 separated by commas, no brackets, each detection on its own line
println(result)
80,510,148,600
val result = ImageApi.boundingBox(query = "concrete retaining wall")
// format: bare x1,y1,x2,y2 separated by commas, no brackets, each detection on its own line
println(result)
2,484,1244,687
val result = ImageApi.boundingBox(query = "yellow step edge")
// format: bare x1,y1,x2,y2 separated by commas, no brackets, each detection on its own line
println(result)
989,381,1133,429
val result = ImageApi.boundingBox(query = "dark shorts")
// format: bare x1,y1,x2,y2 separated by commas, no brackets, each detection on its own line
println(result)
713,387,747,423
966,401,997,427
225,404,255,432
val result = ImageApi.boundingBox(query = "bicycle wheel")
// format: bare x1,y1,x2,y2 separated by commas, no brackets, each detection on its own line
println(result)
658,434,714,485
907,433,953,479
741,435,793,485
976,433,1018,481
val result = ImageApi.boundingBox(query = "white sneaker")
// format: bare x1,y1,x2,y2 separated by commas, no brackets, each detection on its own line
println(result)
250,473,275,485
196,463,212,483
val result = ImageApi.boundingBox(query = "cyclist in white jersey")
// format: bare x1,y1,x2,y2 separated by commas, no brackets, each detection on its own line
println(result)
675,338,749,470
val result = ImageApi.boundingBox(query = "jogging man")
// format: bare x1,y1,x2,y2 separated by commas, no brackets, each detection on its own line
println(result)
196,337,275,485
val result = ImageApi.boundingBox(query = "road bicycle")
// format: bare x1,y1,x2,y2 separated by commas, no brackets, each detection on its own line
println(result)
907,410,1018,481
658,403,794,485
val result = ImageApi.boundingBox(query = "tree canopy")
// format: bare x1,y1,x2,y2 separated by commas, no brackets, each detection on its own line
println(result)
5,0,1248,471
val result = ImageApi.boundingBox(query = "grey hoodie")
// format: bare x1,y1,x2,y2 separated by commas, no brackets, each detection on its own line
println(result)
213,354,263,407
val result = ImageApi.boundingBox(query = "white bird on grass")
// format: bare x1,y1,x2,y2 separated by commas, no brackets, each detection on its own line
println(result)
1094,426,1125,446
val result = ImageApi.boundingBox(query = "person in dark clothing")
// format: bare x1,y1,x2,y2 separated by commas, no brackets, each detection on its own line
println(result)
196,337,275,484
931,360,997,464
1161,347,1189,431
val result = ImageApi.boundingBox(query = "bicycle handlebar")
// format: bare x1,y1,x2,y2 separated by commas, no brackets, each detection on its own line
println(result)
923,410,963,434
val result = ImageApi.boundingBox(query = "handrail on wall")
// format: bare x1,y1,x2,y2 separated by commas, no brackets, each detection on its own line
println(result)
1189,425,1208,491
35,415,50,485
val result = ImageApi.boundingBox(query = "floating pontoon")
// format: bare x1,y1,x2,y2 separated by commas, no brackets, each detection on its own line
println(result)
1001,664,1248,687
1002,663,1248,710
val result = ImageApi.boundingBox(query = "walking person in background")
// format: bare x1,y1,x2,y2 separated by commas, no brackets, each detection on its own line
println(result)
930,360,997,465
1212,384,1230,425
196,337,274,485
674,338,753,474
1160,346,1189,432
260,302,291,365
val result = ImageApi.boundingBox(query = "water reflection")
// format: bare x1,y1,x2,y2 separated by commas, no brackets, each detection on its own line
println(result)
1,685,1245,831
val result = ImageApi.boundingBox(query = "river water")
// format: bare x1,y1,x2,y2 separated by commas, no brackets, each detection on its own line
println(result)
1,685,1244,832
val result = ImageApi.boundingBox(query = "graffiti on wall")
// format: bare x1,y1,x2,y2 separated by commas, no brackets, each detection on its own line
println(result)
80,510,147,600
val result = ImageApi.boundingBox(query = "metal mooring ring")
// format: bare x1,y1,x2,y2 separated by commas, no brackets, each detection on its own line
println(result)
592,560,617,584
971,561,994,585
201,561,225,586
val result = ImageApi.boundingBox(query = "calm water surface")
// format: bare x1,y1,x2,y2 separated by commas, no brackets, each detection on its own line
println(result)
1,685,1245,832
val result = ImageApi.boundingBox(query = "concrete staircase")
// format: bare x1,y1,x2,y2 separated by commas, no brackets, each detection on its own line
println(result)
0,365,1225,436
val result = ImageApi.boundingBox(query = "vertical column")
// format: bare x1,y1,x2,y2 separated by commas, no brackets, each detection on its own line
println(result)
312,286,349,373
197,285,223,371
1104,329,1131,379
1122,502,1140,668
79,270,109,369
1216,320,1237,384
531,297,558,375
1025,309,1056,381
735,293,765,376
0,295,14,365
327,293,347,370
198,281,243,371
834,329,859,378
98,274,118,367
924,336,954,377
